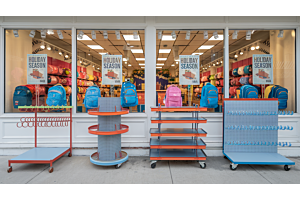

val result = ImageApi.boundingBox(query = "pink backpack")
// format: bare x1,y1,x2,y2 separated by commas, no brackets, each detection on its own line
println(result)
165,85,182,107
66,78,72,86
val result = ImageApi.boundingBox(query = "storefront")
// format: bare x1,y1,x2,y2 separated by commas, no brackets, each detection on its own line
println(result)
0,16,299,156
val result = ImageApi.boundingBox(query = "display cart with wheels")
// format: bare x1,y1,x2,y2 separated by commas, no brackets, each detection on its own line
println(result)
8,106,73,173
88,97,129,169
149,105,208,169
222,98,295,171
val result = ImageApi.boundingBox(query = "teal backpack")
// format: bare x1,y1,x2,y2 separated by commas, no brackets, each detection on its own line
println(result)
121,81,138,107
46,84,67,106
200,83,218,108
84,85,101,109
239,85,258,98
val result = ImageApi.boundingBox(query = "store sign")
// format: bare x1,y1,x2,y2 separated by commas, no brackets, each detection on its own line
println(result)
27,54,47,84
102,55,122,85
252,54,273,85
179,55,200,85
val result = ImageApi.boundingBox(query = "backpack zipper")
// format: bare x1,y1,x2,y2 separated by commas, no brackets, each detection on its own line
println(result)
49,90,62,95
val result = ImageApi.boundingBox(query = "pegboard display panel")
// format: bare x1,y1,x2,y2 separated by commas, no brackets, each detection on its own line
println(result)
224,100,278,153
98,97,122,112
98,116,121,132
97,134,121,161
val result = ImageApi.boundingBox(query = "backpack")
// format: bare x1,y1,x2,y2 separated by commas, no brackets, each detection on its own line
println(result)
217,72,223,79
217,87,222,94
239,85,258,98
200,82,218,108
244,65,252,74
46,84,67,106
239,76,249,85
209,75,216,80
83,85,101,109
66,78,72,86
165,85,182,107
121,81,138,107
48,76,58,84
216,79,223,86
57,67,63,75
47,65,59,75
210,80,217,86
88,74,94,81
253,85,261,95
264,85,274,98
238,66,245,75
229,86,238,97
249,75,253,84
13,86,33,108
268,85,288,109
233,68,239,76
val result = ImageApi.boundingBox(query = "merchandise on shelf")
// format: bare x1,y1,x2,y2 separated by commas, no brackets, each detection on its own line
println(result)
200,82,218,108
165,85,182,107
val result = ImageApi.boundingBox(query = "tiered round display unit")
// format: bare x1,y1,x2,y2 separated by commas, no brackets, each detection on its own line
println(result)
88,97,129,169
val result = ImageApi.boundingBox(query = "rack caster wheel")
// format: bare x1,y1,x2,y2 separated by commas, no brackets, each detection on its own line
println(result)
230,163,238,170
284,165,291,171
199,162,206,169
151,163,156,169
115,164,122,169
48,167,54,173
68,153,72,157
7,166,12,173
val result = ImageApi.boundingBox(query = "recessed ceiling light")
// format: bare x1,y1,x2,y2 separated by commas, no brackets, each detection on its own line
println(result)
156,63,164,66
128,64,132,66
198,45,214,49
156,67,162,68
162,35,175,41
123,35,140,41
99,52,106,55
209,35,223,41
139,63,145,66
87,45,103,49
158,58,167,60
176,62,178,64
136,58,145,61
131,49,143,53
123,58,127,61
171,64,175,66
159,49,171,53
77,35,92,40
141,67,145,68
192,53,203,55
175,59,179,62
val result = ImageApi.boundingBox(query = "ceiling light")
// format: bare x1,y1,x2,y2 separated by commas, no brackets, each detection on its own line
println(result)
47,45,51,50
209,34,223,41
125,62,127,64
176,62,178,64
136,58,145,61
213,63,215,66
198,45,214,49
80,60,82,63
99,52,106,55
156,67,162,69
185,31,190,40
158,58,167,60
88,53,90,56
220,60,223,63
251,46,255,50
40,41,45,49
87,45,103,49
123,34,140,41
192,53,203,55
175,59,179,62
213,31,219,39
162,35,175,41
141,67,145,68
131,49,143,53
139,63,145,66
240,51,243,55
29,30,35,38
13,30,19,37
278,30,284,38
209,65,211,68
47,30,54,35
41,30,46,39
203,31,208,39
133,32,138,39
128,64,132,66
123,58,127,61
246,30,252,40
65,54,69,58
234,53,238,58
91,30,96,39
171,31,176,39
158,31,162,39
252,30,255,34
159,49,171,53
93,65,95,68
57,30,63,39
103,31,108,39
115,31,120,40
256,44,260,49
156,63,164,66
59,51,62,56
171,64,175,66
232,30,239,39
216,61,219,65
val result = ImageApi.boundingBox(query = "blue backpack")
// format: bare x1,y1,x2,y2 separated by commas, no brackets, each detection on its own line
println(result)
244,65,252,74
233,68,239,76
13,86,33,108
239,76,249,85
239,85,258,98
121,81,138,107
200,82,218,108
84,85,101,109
46,84,67,106
268,85,288,109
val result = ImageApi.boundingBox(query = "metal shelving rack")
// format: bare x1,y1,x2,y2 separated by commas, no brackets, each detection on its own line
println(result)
223,98,295,171
149,105,208,169
8,106,73,173
88,97,129,169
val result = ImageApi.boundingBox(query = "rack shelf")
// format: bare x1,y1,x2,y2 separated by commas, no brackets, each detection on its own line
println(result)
149,105,208,169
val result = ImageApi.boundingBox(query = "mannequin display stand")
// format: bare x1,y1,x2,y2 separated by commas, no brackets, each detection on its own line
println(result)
88,97,129,169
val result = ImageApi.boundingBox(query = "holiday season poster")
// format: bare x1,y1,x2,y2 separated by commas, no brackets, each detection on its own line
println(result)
252,54,273,85
179,55,200,85
102,55,122,85
27,54,47,84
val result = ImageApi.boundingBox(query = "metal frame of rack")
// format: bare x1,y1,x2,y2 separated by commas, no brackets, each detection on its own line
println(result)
149,104,208,169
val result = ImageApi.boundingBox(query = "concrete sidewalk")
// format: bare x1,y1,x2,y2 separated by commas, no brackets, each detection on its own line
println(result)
1,156,300,184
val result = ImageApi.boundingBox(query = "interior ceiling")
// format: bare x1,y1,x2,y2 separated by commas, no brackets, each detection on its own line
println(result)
42,29,268,73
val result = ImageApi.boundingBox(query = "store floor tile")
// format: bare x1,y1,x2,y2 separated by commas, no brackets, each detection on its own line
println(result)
1,156,300,184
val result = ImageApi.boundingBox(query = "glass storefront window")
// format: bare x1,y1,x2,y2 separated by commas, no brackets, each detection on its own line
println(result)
76,30,145,113
228,29,296,112
5,29,72,113
155,30,224,112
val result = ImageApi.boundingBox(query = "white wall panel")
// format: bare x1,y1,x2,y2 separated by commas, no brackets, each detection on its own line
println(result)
2,16,74,23
155,16,226,23
74,16,146,23
228,16,298,23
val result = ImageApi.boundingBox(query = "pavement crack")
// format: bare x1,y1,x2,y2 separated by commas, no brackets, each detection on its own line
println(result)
249,165,272,184
168,161,174,184
25,165,48,184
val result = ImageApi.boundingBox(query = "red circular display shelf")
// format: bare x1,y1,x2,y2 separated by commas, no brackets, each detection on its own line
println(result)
88,124,129,135
88,108,129,116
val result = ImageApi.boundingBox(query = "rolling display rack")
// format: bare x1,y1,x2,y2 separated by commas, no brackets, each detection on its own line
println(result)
88,97,129,169
149,105,208,169
8,106,73,173
223,99,295,171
